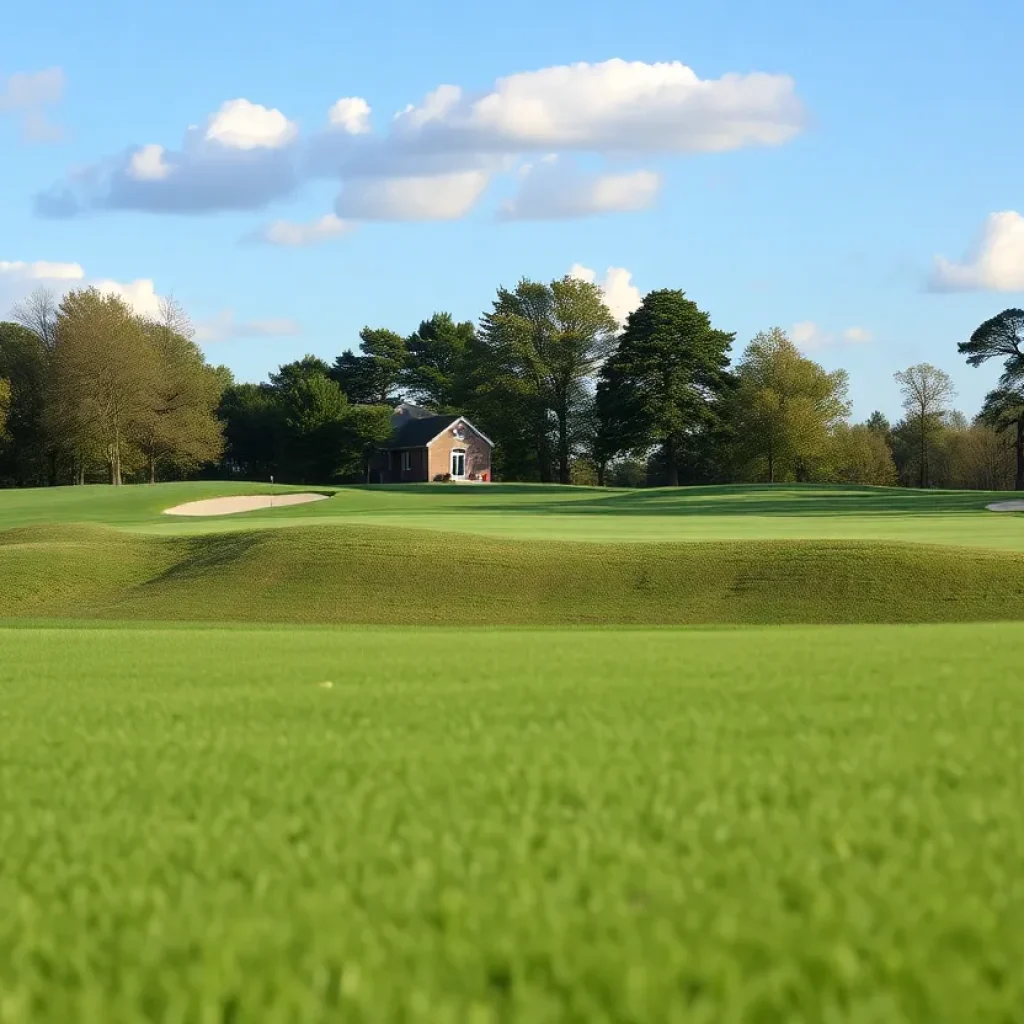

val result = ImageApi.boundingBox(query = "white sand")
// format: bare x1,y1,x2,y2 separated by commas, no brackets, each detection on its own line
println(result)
986,500,1024,513
164,493,330,517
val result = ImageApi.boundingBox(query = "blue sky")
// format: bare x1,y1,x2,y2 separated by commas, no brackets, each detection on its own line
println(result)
2,0,1022,420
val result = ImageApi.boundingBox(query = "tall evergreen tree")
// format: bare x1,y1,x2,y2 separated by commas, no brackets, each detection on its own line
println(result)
331,328,407,406
402,313,476,411
596,289,734,486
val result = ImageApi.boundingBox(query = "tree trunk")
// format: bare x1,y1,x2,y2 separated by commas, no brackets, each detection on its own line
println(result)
596,462,606,487
664,437,679,487
768,453,775,484
919,414,927,489
556,408,570,485
1016,418,1024,492
149,457,157,485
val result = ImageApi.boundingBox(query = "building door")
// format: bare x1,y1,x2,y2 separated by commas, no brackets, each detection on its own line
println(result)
450,449,466,479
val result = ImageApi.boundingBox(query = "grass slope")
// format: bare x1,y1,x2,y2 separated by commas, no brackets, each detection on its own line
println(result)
3,623,1023,1022
3,522,1024,625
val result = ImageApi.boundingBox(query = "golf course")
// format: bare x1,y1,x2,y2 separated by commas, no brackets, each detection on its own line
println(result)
2,482,1024,1021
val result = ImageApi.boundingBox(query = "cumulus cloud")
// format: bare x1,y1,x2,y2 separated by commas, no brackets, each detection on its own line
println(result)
501,159,660,220
1,257,296,341
0,67,65,142
34,58,806,223
204,98,298,150
194,310,301,342
328,97,372,134
0,259,163,318
91,278,164,318
791,322,873,352
127,144,173,181
34,98,300,217
929,211,1024,293
0,259,84,282
335,170,489,221
570,264,643,326
392,59,805,154
243,213,353,246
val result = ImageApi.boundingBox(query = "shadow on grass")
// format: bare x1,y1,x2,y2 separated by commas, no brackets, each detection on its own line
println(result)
345,484,1015,519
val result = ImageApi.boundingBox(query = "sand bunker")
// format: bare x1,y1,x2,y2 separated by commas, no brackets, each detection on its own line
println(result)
986,500,1024,513
164,494,330,517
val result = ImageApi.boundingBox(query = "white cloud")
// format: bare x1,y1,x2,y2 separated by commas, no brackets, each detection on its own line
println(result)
204,98,298,150
0,260,161,319
0,67,65,142
91,278,164,318
394,59,805,154
34,59,805,221
501,159,660,220
1,257,296,342
328,97,372,134
245,213,353,247
128,144,173,181
570,264,642,326
0,260,84,281
791,321,827,351
791,322,873,352
929,211,1024,293
842,326,872,343
195,310,301,342
335,170,489,221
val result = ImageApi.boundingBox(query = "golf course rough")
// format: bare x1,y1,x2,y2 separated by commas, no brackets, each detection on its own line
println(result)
2,481,1024,1022
2,624,1024,1022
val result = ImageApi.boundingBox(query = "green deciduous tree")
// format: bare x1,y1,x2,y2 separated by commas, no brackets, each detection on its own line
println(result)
730,328,851,482
50,289,161,486
137,297,226,482
219,383,279,480
596,289,734,486
481,276,617,484
978,386,1024,491
829,423,898,485
893,363,956,488
0,377,10,443
0,321,49,486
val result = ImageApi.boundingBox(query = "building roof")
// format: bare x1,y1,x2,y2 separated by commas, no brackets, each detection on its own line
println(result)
390,402,435,427
383,413,495,450
386,414,462,449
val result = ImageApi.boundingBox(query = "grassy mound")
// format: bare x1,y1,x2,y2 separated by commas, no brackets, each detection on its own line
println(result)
3,522,1023,625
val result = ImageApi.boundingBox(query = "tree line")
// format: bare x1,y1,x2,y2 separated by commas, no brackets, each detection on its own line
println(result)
1,281,1022,490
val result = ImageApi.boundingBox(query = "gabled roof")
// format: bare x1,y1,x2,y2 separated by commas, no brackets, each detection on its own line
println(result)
386,414,461,449
383,413,494,450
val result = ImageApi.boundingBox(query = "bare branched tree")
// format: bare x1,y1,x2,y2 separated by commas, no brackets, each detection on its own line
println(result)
11,287,59,351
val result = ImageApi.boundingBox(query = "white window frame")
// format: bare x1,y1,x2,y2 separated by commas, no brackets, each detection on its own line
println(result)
450,448,467,479
401,451,412,472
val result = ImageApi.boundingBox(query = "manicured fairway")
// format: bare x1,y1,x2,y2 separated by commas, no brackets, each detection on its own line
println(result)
1,481,1023,550
3,623,1024,1022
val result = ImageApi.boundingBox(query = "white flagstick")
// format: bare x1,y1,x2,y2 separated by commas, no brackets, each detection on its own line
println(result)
270,475,274,509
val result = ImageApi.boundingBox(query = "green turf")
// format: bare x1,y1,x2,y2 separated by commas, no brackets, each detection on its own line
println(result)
3,521,1024,626
2,623,1023,1023
1,481,1023,549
